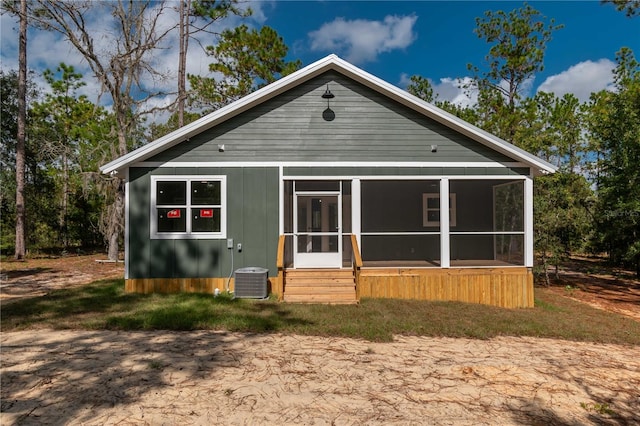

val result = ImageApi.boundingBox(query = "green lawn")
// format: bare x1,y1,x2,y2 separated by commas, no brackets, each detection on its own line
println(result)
2,278,639,345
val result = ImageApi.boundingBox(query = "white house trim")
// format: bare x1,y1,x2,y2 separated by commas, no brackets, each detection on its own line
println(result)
149,175,227,240
352,178,361,249
278,165,284,235
124,168,130,279
440,178,450,268
133,161,529,169
525,176,534,267
281,175,528,181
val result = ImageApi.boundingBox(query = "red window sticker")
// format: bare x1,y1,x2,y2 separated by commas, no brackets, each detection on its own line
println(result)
200,209,213,218
167,209,181,219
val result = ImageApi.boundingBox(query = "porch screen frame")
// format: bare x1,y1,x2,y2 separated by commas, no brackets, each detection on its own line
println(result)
448,178,527,267
280,173,532,269
360,179,442,266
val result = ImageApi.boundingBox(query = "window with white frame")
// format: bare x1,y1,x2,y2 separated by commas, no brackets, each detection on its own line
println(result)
151,176,226,239
422,193,456,227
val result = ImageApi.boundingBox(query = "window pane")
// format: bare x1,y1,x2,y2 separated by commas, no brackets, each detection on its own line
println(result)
191,208,221,232
157,208,186,232
297,234,338,253
192,181,220,205
157,181,186,205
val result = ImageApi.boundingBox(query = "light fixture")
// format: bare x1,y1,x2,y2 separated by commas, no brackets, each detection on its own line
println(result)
321,84,335,121
431,145,438,153
321,84,334,99
218,144,225,152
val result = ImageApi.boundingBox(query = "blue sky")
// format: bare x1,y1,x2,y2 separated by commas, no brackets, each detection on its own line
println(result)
1,1,638,112
263,1,639,104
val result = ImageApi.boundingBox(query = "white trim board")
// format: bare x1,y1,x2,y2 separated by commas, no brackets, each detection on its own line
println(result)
149,175,227,240
134,161,529,169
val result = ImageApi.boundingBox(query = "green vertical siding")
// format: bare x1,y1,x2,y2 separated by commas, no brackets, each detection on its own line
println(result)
128,167,279,279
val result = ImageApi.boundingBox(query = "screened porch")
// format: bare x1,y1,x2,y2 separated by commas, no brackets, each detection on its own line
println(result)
281,177,530,270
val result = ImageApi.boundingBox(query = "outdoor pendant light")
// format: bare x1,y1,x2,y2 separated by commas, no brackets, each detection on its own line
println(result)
321,84,335,121
321,84,335,99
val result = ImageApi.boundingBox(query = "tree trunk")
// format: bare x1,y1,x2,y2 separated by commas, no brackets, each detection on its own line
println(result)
61,149,69,248
541,250,550,286
107,227,119,262
14,0,27,260
177,0,190,128
106,183,125,261
104,122,128,262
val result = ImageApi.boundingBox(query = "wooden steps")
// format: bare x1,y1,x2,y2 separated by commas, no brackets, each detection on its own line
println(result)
283,269,357,304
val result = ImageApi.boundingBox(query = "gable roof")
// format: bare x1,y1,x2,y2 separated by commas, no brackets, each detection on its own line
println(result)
101,54,557,176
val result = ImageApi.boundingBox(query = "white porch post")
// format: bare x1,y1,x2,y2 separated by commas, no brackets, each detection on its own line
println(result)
278,166,284,235
352,178,361,248
525,176,534,267
440,178,450,268
124,168,129,279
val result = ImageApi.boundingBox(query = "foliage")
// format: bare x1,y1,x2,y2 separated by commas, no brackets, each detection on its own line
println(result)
602,0,640,17
468,3,563,112
534,173,593,285
0,69,57,253
189,24,301,111
406,75,436,103
30,64,112,248
146,111,202,142
589,48,640,276
0,66,114,253
174,0,251,127
18,0,176,260
519,92,588,170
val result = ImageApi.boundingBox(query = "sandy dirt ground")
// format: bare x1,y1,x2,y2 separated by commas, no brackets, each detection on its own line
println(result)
1,255,639,424
1,330,639,425
0,254,124,303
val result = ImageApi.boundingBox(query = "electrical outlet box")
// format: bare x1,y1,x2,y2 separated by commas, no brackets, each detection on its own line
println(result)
227,238,234,249
237,243,242,252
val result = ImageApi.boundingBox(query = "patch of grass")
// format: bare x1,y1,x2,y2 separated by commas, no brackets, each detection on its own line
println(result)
147,360,164,371
581,402,615,416
2,280,639,345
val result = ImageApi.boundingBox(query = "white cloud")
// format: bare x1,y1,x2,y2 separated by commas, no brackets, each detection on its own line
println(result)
398,73,477,108
0,12,19,70
537,59,615,102
435,77,477,108
308,15,417,64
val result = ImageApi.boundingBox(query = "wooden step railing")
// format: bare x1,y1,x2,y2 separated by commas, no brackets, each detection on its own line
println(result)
275,234,285,301
350,234,362,301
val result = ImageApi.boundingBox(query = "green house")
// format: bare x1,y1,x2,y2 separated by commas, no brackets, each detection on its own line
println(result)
101,55,555,307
